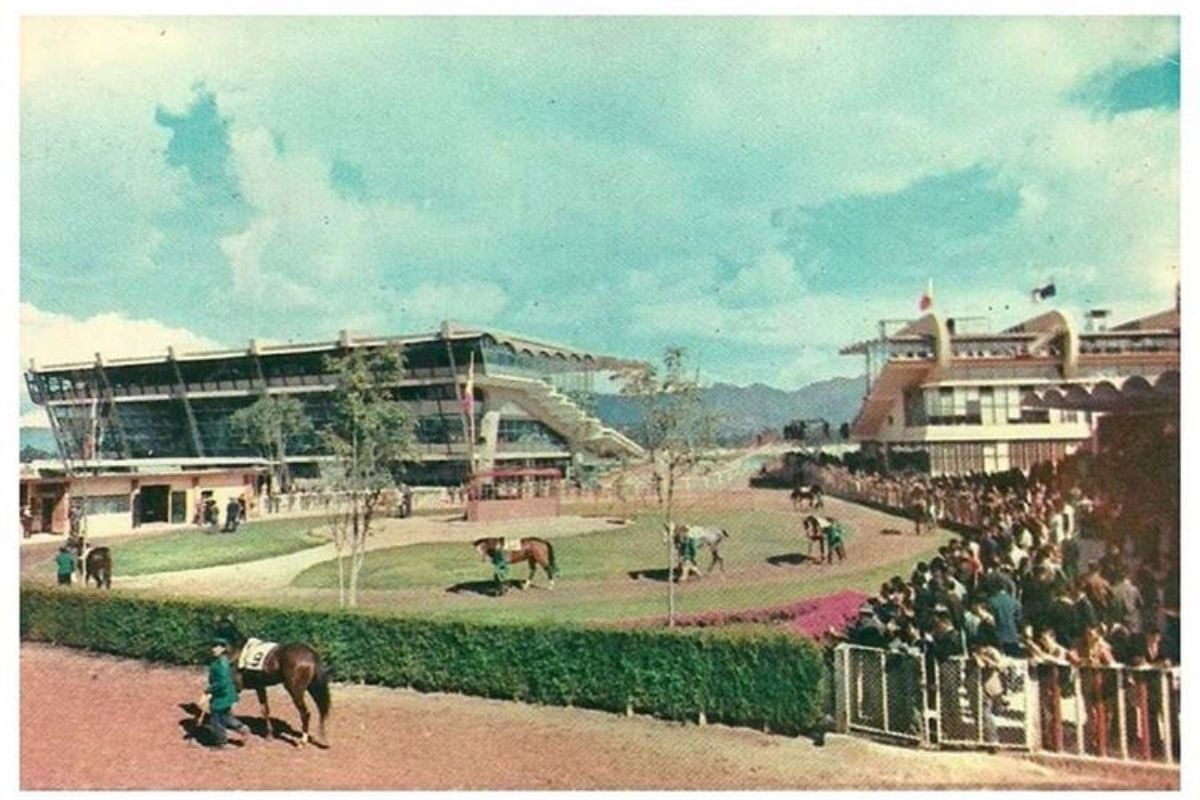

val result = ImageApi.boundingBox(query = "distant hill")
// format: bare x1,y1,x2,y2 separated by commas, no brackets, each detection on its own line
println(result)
595,376,864,442
19,427,58,460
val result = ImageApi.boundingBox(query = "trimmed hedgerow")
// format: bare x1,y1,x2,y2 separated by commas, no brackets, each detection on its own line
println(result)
20,586,825,734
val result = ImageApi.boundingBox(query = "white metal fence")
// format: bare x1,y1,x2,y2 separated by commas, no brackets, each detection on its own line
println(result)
834,644,1179,765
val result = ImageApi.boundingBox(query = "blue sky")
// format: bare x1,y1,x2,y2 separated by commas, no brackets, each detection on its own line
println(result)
19,16,1180,414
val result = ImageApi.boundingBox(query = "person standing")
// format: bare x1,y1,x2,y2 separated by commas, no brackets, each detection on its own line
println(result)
54,546,76,586
199,637,250,748
223,497,241,533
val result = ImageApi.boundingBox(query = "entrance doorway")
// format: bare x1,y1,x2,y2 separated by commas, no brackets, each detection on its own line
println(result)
138,484,171,525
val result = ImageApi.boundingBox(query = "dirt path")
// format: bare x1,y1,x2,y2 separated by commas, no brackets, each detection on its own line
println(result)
114,514,626,596
21,644,1173,790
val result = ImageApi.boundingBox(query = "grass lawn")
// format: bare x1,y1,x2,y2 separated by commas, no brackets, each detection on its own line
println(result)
98,518,329,577
290,510,950,625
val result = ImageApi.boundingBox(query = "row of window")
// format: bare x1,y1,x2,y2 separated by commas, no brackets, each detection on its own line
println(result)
903,386,1082,428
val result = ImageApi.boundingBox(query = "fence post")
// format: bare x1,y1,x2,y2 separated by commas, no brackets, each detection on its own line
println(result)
834,646,849,733
1134,671,1151,761
918,651,931,746
1161,670,1174,765
1025,662,1041,751
1116,667,1128,760
879,650,889,734
975,661,984,745
1074,668,1084,756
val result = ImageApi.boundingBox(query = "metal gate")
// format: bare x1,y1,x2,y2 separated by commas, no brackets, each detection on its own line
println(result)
834,644,1179,765
835,644,928,744
932,655,1032,749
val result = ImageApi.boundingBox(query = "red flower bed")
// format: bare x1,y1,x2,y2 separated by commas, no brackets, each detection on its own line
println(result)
625,589,869,639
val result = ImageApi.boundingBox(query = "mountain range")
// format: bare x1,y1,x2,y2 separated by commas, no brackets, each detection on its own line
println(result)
593,375,865,441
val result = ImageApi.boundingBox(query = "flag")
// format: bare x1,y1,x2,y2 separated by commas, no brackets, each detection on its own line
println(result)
1031,282,1057,302
918,279,933,311
461,353,475,416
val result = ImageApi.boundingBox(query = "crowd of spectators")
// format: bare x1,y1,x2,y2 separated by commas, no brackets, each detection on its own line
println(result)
822,461,1180,673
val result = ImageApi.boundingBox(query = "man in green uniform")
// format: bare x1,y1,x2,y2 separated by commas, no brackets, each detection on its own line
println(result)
55,546,76,586
824,519,847,564
200,637,250,747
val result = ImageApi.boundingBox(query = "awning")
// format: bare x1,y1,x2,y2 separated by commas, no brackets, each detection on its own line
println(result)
1021,371,1179,413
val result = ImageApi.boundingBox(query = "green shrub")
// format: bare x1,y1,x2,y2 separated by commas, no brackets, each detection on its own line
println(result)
20,585,825,734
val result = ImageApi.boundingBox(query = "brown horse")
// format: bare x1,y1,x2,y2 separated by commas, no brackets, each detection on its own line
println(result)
212,616,331,747
473,537,557,593
83,547,112,588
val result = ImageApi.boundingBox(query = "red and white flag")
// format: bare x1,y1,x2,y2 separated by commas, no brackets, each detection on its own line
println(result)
918,278,933,311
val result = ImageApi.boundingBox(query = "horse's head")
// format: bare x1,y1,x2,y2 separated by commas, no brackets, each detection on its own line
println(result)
662,522,679,543
472,538,494,561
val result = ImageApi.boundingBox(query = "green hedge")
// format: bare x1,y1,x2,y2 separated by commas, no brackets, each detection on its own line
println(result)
20,586,825,734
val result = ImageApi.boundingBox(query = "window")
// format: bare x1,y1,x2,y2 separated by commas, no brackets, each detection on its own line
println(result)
82,494,131,516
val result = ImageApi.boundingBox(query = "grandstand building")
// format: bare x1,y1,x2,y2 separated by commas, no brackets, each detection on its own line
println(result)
840,307,1179,476
23,323,644,530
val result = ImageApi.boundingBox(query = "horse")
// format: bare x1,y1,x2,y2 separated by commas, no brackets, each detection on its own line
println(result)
791,484,824,511
66,536,111,589
802,515,828,562
473,537,557,594
83,547,112,588
664,522,729,582
212,616,331,747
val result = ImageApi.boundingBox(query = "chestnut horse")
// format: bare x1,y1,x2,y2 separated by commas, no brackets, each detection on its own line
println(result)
473,537,557,593
212,616,331,747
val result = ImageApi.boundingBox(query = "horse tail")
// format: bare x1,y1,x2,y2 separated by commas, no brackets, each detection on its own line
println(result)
544,539,557,579
721,528,730,540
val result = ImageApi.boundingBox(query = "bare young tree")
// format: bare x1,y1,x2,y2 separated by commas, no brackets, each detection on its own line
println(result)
620,347,720,625
322,345,417,608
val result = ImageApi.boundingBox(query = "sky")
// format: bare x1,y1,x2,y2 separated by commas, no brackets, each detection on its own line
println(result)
17,15,1181,425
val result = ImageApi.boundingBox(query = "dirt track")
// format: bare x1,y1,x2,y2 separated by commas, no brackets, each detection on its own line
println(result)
20,644,1176,790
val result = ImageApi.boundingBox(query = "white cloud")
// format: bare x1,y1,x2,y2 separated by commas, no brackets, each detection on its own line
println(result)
19,302,223,369
20,408,51,429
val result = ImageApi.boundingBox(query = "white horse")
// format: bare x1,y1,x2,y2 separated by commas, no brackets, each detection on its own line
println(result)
664,522,730,581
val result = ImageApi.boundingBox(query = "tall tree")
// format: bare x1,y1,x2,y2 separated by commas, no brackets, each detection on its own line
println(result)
322,345,417,608
229,394,314,492
620,347,720,625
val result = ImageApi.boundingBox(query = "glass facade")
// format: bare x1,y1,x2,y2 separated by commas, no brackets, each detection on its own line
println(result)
29,333,616,483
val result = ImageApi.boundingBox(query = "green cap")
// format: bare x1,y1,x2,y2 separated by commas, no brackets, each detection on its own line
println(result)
210,637,229,648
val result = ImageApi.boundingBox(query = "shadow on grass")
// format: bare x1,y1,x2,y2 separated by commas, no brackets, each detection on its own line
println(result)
766,552,823,567
445,579,523,597
626,567,672,583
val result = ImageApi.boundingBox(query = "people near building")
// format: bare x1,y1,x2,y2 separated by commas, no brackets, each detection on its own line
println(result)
55,546,76,586
21,504,34,538
68,501,83,537
222,497,241,533
199,637,250,748
400,483,413,518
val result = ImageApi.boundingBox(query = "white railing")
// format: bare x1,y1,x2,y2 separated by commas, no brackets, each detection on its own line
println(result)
834,644,1179,765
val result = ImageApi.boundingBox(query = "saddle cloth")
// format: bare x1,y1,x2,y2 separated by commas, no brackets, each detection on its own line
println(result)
502,537,523,552
238,638,278,672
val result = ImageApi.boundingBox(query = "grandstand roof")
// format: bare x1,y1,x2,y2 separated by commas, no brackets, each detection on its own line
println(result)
29,322,644,373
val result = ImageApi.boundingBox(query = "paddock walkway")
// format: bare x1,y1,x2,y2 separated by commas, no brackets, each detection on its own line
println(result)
113,514,626,596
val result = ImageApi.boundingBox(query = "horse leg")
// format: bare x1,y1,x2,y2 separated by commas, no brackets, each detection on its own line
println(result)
286,679,312,746
524,559,535,590
256,686,272,738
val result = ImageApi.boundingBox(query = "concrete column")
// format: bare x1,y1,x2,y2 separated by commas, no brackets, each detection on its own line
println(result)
477,410,501,472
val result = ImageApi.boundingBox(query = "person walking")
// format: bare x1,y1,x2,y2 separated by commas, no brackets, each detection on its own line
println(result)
199,637,250,748
54,546,76,586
